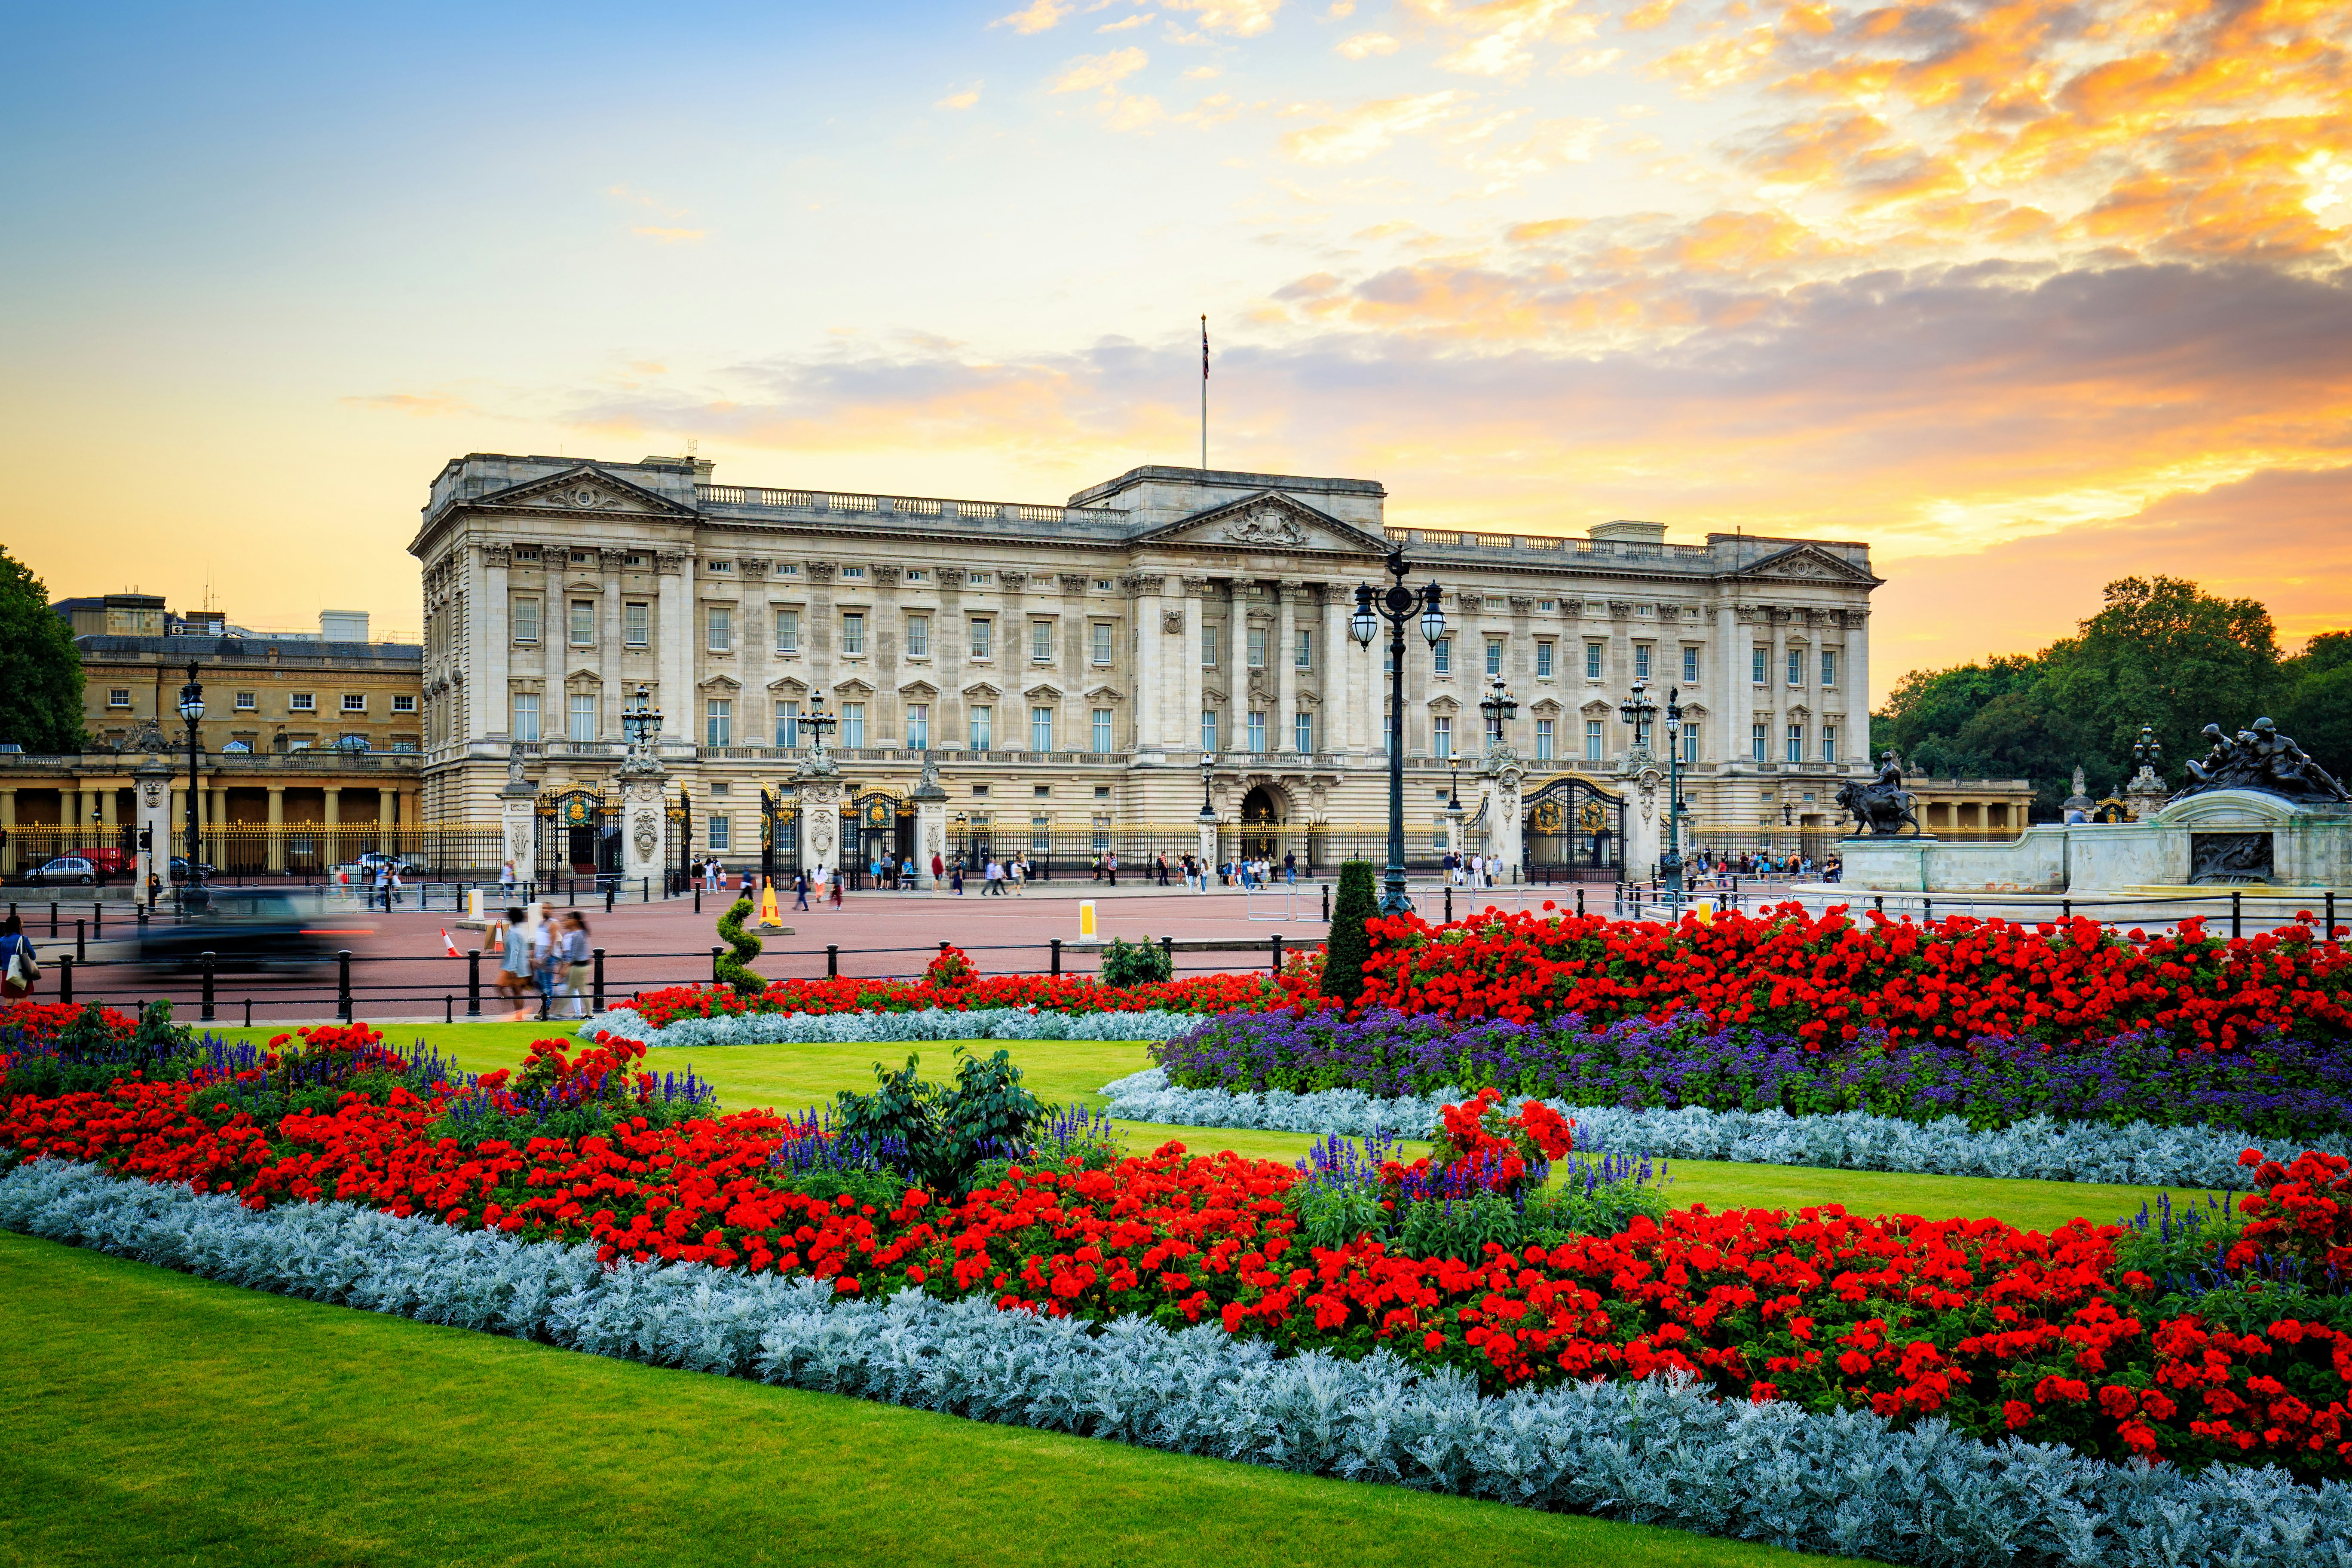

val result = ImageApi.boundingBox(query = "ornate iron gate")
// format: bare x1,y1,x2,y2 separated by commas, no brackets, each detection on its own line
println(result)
1524,774,1624,875
760,787,801,880
666,788,692,887
536,788,618,879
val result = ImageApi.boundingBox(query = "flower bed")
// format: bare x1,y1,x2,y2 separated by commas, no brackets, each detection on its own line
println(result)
1100,1067,2352,1191
1153,1008,2352,1144
13,1162,2349,1568
1363,905,2352,1050
7,1014,2352,1484
584,1003,1192,1049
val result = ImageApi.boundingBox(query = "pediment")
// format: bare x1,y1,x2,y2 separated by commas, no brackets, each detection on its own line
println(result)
832,677,876,697
766,676,808,695
1528,698,1562,716
566,665,603,684
476,464,698,519
1735,544,1879,586
1082,683,1124,701
1579,699,1614,716
1137,491,1389,556
962,681,1001,700
697,674,741,692
897,679,940,698
1024,682,1064,701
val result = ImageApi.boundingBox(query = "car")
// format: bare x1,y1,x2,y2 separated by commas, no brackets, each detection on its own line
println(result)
23,856,102,886
168,857,215,883
339,851,428,879
135,890,350,977
83,847,132,876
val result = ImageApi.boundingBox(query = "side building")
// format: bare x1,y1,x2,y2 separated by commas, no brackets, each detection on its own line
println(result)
411,455,1883,881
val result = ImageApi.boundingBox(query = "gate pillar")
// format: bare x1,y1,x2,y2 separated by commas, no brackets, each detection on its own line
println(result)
616,753,668,890
499,751,538,887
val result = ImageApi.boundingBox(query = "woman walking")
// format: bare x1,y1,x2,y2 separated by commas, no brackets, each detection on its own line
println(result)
496,906,531,1020
559,910,593,1018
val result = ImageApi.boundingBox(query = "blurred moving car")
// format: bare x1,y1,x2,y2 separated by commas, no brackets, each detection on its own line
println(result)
135,891,364,977
21,856,104,886
169,856,215,883
336,851,428,880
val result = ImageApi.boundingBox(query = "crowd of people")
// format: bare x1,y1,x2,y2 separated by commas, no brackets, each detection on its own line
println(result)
486,902,597,1021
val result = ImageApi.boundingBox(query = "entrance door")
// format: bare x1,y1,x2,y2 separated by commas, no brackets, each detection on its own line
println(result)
1240,785,1280,861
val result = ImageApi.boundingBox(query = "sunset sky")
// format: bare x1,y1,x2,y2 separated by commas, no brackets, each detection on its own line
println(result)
5,0,2348,702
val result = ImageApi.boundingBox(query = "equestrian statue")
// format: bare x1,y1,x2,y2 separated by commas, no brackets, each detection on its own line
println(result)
1838,750,1923,836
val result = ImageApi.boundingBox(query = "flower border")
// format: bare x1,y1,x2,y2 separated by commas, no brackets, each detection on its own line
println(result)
1098,1068,2352,1191
4,1159,2345,1568
580,1005,1191,1049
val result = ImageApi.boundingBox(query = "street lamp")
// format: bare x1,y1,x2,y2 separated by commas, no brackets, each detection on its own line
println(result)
2132,725,2164,778
1198,751,1217,820
176,661,204,888
1660,686,1685,894
1351,547,1444,915
801,701,839,760
621,684,664,756
1479,672,1518,752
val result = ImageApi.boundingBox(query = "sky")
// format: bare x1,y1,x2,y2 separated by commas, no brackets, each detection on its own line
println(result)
3,0,2347,704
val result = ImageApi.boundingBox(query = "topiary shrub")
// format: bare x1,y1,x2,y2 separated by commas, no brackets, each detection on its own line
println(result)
1099,936,1172,988
714,896,763,995
834,1048,1047,1197
1321,860,1378,1004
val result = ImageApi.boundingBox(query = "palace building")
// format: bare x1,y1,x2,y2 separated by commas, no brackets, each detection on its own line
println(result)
409,454,1883,880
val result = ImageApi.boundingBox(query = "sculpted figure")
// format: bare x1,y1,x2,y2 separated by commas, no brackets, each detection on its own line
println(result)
1837,750,1921,836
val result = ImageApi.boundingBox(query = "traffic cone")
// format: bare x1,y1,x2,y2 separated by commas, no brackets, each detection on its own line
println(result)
440,928,459,957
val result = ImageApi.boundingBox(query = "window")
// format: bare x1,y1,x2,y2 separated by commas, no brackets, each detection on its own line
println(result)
512,597,541,645
1031,815,1051,851
1683,724,1700,766
625,603,649,647
106,687,130,707
839,565,865,580
1030,705,1054,751
842,612,866,656
905,569,928,583
570,600,596,646
1585,719,1604,761
705,699,732,747
1752,646,1768,684
775,700,799,747
1536,640,1554,680
967,571,993,588
1093,577,1115,591
234,692,256,711
569,693,596,743
907,703,929,750
1751,722,1768,762
706,607,732,652
342,693,366,713
1485,637,1504,677
1788,648,1803,686
1535,718,1554,761
1433,714,1453,759
290,692,315,712
706,560,733,576
1294,711,1314,753
1201,622,1219,668
1585,642,1603,680
1246,626,1266,669
774,609,800,654
1247,710,1266,752
512,693,539,742
775,562,800,577
1538,598,1556,612
1092,708,1112,752
1822,724,1839,763
1093,622,1114,665
1200,710,1218,751
569,550,593,566
906,614,930,658
1032,620,1054,662
708,816,731,851
1635,644,1651,681
1786,723,1804,763
1384,642,1395,674
969,617,993,659
969,705,992,750
1821,650,1838,687
710,782,728,796
841,702,865,748
1433,637,1452,674
1094,785,1111,799
1682,646,1699,683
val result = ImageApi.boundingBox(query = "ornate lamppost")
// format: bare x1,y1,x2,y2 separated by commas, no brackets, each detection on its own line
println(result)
620,683,664,760
1479,672,1518,752
1351,548,1446,915
176,661,204,888
801,701,839,763
1619,678,1687,894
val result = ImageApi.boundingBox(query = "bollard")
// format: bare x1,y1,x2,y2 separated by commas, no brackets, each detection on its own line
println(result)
76,919,86,963
1923,897,1933,925
711,946,723,982
593,947,606,1012
50,901,58,937
642,878,649,903
1161,934,1176,974
1050,937,1063,976
60,953,73,1004
695,884,702,915
1874,895,1884,916
94,900,102,938
940,940,952,957
445,995,454,1024
827,943,839,979
2061,899,2072,922
1576,887,1586,918
1444,886,1453,923
200,952,215,1022
244,998,252,1028
2232,889,2242,940
1320,883,1330,922
337,951,353,1022
466,949,481,1017
2328,890,2338,942
605,881,616,914
1270,933,1283,975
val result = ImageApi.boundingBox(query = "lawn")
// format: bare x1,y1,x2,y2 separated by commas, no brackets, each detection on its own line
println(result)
205,1021,2220,1232
0,1229,1862,1568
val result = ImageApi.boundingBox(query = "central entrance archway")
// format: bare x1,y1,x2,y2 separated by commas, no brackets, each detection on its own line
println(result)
1240,784,1281,861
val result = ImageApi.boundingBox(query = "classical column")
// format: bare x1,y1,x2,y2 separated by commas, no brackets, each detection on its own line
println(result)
1770,611,1790,755
658,550,690,742
1846,611,1870,766
208,787,227,868
482,544,511,740
937,568,966,749
266,784,285,873
377,787,396,854
99,785,118,832
1130,574,1164,752
1275,581,1299,753
0,787,14,873
1181,576,1209,753
1320,587,1351,756
1716,602,1745,767
600,548,625,740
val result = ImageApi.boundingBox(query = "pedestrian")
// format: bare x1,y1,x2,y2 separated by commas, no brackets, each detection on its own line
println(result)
930,850,944,887
560,911,592,1018
529,903,558,1020
1105,850,1118,887
793,870,810,911
812,863,829,907
497,906,532,1021
829,869,845,909
390,867,405,907
1010,855,1026,895
1156,852,1170,887
740,867,754,897
1283,851,1296,886
983,857,1002,896
950,859,964,895
500,859,517,894
0,913,40,1000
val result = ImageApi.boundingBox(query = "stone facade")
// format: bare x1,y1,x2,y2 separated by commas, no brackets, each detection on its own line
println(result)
409,455,1881,876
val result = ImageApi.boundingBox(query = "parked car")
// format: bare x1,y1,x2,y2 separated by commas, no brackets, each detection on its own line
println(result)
168,857,215,883
83,846,132,876
337,851,427,880
135,890,349,977
22,856,103,886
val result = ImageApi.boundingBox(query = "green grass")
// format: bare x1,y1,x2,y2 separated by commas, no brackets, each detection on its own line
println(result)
0,1230,1862,1568
201,1023,2214,1232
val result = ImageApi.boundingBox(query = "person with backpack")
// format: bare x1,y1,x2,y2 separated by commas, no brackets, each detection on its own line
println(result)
0,914,39,1000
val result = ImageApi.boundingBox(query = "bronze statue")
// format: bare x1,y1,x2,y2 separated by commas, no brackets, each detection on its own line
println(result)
1838,750,1922,836
2173,717,2348,804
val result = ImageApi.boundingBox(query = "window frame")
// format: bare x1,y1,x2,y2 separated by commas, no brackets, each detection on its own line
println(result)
511,692,539,742
511,597,541,646
705,606,733,654
774,608,801,655
569,599,597,647
705,698,733,747
624,601,650,648
841,610,866,657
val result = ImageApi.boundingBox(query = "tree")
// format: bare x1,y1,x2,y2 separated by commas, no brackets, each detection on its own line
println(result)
0,546,83,753
1321,861,1379,1004
2278,630,2352,783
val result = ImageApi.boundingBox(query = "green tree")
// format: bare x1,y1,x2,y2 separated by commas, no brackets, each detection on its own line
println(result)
1320,861,1378,1004
2278,630,2352,783
0,545,83,753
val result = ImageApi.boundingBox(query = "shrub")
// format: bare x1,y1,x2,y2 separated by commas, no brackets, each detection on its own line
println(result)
1099,936,1172,987
833,1048,1047,1197
714,896,763,995
1321,861,1377,1003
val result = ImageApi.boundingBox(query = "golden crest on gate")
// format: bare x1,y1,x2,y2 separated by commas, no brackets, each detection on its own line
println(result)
1532,800,1563,833
1577,800,1606,833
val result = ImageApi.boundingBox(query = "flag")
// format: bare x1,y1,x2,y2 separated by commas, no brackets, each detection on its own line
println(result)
1201,315,1209,380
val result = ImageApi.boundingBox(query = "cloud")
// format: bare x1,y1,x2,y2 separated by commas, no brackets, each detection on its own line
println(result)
1337,32,1398,58
1098,11,1152,30
1285,90,1474,163
993,0,1075,33
340,391,475,417
1158,0,1285,35
630,226,706,244
935,83,983,109
1051,46,1150,93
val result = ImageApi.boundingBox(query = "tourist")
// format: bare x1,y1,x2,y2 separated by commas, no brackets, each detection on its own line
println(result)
559,911,592,1018
500,859,517,894
829,869,845,910
1282,851,1296,886
1156,852,1170,886
929,850,944,887
0,913,39,1000
900,854,918,891
949,858,964,895
1010,855,1026,895
793,870,809,911
983,857,1004,895
497,906,532,1021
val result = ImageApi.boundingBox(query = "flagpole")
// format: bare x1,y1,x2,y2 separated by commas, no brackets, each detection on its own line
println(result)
1200,314,1208,471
